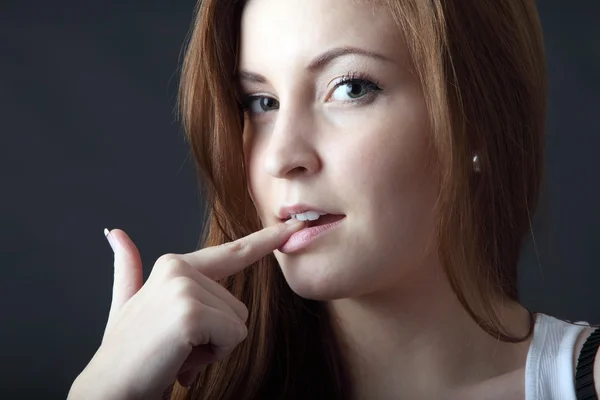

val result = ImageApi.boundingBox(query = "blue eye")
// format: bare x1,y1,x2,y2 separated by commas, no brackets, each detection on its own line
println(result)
241,96,279,114
239,72,381,115
330,77,382,102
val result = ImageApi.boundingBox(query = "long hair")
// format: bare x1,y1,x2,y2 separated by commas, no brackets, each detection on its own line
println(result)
169,0,547,398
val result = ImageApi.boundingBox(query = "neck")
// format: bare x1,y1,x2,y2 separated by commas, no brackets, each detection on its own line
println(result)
327,260,533,400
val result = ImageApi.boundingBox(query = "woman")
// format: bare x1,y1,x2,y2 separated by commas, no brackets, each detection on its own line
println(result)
68,0,599,399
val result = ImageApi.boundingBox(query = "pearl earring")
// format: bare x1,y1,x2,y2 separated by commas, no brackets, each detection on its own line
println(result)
473,154,481,172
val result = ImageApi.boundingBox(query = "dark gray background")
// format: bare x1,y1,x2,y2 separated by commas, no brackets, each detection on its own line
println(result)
1,1,598,398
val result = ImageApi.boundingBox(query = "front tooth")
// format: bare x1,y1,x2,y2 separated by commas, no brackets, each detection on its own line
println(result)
292,211,323,221
295,213,308,221
305,211,320,221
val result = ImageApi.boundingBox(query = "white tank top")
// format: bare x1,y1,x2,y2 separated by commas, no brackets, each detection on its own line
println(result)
525,312,592,399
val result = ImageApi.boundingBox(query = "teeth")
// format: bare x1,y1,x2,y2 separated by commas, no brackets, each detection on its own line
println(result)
290,211,327,221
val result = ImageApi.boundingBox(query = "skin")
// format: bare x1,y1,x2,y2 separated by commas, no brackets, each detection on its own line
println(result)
68,221,307,399
238,0,543,398
68,1,599,398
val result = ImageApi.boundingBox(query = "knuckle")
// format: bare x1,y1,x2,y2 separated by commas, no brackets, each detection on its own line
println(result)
223,240,252,259
156,253,179,265
239,322,248,340
176,300,198,321
233,321,248,345
168,276,196,298
237,302,249,322
155,255,187,279
176,302,200,340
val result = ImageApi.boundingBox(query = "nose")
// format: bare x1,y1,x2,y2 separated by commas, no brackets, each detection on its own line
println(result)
263,108,321,179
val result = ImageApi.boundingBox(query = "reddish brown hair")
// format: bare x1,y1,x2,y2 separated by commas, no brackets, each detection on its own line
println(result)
169,0,547,398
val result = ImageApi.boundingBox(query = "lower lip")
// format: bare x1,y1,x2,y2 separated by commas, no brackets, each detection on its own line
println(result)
278,217,345,254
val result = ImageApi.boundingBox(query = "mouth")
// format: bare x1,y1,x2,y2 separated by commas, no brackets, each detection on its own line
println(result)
302,213,345,227
278,213,346,254
282,212,346,227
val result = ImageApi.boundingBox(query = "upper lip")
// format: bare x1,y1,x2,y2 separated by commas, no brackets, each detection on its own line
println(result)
277,203,341,220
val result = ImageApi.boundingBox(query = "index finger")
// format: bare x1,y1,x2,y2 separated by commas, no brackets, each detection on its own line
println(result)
179,219,305,280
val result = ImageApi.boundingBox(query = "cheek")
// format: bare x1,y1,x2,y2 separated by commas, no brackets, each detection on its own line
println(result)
329,89,431,179
334,101,437,241
333,114,431,194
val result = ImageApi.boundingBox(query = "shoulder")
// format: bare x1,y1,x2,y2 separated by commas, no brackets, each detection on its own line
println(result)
574,326,600,395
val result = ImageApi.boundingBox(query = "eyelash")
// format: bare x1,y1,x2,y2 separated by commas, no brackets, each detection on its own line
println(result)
238,71,382,113
336,71,382,97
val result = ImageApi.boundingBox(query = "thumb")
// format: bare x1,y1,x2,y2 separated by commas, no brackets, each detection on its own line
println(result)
104,228,143,330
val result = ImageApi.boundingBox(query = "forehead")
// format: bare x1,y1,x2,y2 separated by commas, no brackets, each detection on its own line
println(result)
239,0,405,70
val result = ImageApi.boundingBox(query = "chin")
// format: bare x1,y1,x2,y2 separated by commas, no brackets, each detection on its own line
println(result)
285,278,353,301
274,251,375,301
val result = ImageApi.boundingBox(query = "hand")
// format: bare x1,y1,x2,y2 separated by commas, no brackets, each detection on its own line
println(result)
68,220,304,400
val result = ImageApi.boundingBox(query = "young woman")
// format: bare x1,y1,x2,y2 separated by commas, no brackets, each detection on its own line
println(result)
68,0,599,399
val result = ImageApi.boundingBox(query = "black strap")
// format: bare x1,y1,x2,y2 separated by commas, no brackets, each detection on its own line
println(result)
576,327,600,400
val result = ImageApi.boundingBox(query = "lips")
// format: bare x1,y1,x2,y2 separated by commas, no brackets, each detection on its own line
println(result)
278,214,347,253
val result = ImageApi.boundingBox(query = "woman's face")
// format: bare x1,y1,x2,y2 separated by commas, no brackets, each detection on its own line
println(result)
239,0,440,300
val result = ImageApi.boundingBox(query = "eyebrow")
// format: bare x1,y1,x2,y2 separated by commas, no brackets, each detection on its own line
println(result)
237,46,391,84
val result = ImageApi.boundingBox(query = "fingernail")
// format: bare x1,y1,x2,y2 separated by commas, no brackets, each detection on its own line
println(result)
104,228,117,253
285,218,304,225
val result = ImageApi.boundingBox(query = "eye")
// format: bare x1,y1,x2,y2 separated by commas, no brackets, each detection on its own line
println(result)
241,96,280,115
330,75,382,102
